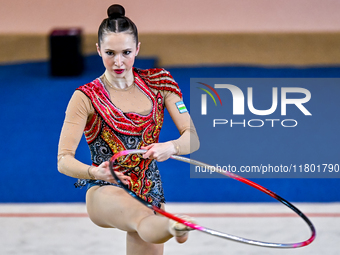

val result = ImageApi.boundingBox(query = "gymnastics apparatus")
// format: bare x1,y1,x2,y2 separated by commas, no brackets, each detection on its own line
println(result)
109,149,316,248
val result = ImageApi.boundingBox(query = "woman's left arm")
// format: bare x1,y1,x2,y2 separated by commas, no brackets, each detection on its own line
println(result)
142,92,200,161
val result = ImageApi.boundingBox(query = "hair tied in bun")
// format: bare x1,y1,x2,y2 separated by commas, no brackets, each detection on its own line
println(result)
107,4,125,19
98,4,138,47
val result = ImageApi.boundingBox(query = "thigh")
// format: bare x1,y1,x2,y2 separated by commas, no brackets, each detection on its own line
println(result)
86,185,154,231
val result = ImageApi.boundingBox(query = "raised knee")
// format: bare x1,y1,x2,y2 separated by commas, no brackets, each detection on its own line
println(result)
134,212,155,230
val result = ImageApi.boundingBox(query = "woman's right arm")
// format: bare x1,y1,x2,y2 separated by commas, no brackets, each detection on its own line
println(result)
57,90,95,179
57,90,131,184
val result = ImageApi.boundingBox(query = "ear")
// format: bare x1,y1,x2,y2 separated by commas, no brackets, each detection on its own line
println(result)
135,42,141,56
96,43,102,57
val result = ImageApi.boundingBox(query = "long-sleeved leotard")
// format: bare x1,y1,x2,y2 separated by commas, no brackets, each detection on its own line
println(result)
58,68,199,207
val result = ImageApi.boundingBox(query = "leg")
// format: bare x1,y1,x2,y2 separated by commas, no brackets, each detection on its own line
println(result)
86,185,173,243
126,231,163,255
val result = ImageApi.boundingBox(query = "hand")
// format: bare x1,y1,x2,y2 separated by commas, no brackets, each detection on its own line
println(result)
91,161,131,185
141,142,177,162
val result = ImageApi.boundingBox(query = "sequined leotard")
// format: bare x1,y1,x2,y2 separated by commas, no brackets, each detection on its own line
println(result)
58,68,199,208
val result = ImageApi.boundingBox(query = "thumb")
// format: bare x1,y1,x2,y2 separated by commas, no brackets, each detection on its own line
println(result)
141,144,154,150
142,145,155,159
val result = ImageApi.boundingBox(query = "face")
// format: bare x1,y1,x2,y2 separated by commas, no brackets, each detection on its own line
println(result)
97,32,140,79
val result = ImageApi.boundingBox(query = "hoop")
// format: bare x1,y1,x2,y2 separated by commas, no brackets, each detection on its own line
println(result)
109,149,316,248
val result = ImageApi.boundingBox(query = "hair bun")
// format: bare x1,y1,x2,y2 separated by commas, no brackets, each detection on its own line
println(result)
107,4,125,19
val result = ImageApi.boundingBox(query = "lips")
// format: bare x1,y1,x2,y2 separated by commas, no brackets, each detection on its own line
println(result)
114,69,124,74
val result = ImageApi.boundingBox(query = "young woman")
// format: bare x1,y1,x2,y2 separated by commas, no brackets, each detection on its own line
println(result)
57,4,200,255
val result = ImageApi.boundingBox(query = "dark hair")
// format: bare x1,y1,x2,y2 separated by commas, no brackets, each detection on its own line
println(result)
98,4,138,47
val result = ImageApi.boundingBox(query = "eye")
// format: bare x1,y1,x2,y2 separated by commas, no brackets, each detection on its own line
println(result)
123,51,132,56
105,51,114,56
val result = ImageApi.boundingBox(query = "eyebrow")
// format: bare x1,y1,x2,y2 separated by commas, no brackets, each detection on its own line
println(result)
104,48,133,51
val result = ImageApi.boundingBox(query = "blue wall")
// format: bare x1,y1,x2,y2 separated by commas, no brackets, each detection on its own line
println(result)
1,56,340,203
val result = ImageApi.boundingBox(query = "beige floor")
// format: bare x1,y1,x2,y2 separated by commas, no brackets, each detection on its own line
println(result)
0,203,339,255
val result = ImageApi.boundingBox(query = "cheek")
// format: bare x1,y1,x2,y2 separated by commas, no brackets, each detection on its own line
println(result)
125,56,135,68
102,56,113,67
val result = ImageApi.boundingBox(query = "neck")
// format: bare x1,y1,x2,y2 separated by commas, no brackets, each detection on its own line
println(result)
104,70,134,90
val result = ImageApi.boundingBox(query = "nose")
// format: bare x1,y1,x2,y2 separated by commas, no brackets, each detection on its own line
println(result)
114,54,122,67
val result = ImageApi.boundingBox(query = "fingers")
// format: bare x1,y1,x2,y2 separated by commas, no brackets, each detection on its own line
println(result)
141,142,175,162
141,144,155,159
114,171,131,185
141,144,153,150
95,161,131,185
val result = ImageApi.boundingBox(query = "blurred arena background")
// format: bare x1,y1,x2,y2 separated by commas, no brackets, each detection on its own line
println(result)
1,0,339,254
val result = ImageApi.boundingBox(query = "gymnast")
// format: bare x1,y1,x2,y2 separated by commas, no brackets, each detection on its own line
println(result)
57,4,200,255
